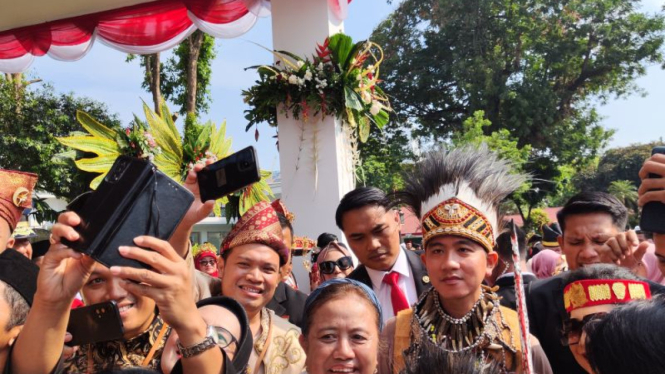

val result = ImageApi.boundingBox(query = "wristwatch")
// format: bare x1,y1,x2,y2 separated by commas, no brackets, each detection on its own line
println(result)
176,325,218,358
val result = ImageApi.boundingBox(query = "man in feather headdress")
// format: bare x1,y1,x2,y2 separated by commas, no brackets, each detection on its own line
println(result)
379,146,552,374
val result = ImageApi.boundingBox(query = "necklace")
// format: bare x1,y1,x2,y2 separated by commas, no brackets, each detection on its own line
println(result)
434,288,485,324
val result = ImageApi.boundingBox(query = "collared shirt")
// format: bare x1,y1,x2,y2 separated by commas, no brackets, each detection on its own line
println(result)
366,249,418,323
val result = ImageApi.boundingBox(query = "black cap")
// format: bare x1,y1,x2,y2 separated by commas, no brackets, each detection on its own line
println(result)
0,249,39,306
542,223,562,247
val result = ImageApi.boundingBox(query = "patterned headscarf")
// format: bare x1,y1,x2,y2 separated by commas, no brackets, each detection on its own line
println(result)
316,241,352,267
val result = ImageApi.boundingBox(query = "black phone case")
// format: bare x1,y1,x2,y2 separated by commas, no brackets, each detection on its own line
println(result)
67,301,124,346
64,156,195,269
640,146,665,234
198,146,261,202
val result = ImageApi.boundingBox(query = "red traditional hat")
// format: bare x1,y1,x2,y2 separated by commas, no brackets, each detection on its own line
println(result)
564,279,651,313
221,201,289,266
292,236,315,256
0,169,38,231
271,199,295,223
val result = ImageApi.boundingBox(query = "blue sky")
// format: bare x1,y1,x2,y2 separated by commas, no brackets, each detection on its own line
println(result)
26,0,664,170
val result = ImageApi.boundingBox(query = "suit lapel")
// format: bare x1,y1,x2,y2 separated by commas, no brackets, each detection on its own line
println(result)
404,249,430,295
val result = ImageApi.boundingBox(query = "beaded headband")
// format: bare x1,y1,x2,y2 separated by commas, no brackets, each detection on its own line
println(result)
421,197,494,252
563,279,651,313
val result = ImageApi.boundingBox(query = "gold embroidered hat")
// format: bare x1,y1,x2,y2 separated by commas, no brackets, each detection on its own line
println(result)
0,169,38,231
221,201,289,266
564,279,651,313
395,145,526,252
271,199,295,223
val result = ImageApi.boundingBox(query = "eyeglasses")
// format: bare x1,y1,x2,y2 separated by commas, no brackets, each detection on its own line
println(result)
319,256,354,274
562,312,607,346
199,259,216,266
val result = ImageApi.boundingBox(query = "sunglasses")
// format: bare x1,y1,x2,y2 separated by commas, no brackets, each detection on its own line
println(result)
199,259,216,266
319,256,354,274
562,312,607,346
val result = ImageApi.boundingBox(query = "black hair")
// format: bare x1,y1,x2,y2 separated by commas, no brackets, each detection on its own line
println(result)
563,264,640,286
335,187,393,230
276,212,294,237
585,295,665,374
556,191,628,233
316,232,338,249
403,334,502,374
495,226,527,261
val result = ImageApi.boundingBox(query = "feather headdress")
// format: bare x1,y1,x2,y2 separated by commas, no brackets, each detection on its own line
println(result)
395,145,526,251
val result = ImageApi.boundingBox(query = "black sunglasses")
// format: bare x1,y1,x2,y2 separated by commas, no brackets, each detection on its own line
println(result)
319,256,354,274
561,312,607,346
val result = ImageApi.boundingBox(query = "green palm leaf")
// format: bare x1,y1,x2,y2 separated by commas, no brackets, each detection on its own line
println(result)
77,111,119,140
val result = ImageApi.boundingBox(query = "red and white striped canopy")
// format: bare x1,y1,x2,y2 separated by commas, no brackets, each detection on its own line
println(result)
0,0,351,73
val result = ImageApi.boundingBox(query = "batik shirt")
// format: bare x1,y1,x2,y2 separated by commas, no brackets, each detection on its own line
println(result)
63,314,170,373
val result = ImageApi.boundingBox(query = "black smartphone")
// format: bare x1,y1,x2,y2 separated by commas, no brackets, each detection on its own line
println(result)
198,146,261,202
63,156,195,269
640,146,665,234
66,301,124,346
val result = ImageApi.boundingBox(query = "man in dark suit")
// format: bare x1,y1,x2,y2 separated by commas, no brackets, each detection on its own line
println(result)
488,226,537,310
335,187,430,324
526,191,660,374
266,281,308,328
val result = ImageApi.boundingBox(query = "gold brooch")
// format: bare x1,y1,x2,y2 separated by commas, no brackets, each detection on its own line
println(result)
12,187,29,207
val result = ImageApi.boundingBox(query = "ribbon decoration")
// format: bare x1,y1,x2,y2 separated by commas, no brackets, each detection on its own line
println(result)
510,219,533,374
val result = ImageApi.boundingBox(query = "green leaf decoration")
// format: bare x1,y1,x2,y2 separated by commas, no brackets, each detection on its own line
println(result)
346,108,357,128
328,33,354,70
57,136,121,156
209,121,233,158
77,111,119,140
358,116,370,143
74,155,120,173
372,110,389,129
344,86,363,111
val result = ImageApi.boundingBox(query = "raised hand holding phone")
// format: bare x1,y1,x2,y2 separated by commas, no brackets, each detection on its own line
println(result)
639,147,665,234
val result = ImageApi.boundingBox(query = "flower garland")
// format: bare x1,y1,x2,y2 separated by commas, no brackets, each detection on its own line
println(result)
242,33,391,143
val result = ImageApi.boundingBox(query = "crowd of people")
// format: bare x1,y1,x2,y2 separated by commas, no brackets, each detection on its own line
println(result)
0,145,664,374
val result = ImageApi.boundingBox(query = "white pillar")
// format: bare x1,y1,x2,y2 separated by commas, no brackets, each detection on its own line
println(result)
271,0,354,293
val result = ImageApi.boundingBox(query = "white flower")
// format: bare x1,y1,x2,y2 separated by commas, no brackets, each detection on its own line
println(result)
304,69,313,81
317,62,324,71
361,91,372,104
297,77,305,86
367,65,376,73
296,60,305,69
370,100,382,115
288,75,298,85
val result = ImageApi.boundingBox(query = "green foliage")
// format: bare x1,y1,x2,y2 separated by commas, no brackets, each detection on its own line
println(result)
162,31,217,115
574,141,662,192
368,0,664,221
608,179,639,227
0,80,121,221
525,208,550,233
242,33,391,143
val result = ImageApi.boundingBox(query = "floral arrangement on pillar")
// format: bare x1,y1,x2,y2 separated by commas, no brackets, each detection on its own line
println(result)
242,33,391,182
56,102,274,221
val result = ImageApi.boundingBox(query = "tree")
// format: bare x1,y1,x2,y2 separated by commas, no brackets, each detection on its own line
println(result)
574,141,663,192
368,0,664,204
0,79,121,219
128,31,217,120
608,180,639,226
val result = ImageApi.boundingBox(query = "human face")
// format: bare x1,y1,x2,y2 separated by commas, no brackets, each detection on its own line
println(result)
422,236,497,315
197,256,217,276
81,264,156,340
567,305,615,374
220,244,281,318
342,206,401,271
0,282,22,355
300,294,379,374
654,233,665,277
559,213,621,270
12,239,32,259
319,251,354,282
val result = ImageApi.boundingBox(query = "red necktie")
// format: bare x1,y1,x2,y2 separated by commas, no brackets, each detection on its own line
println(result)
383,271,410,313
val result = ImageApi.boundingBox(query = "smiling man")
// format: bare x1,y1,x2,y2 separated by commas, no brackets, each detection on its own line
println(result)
335,187,430,323
379,146,551,374
526,191,665,374
218,201,306,374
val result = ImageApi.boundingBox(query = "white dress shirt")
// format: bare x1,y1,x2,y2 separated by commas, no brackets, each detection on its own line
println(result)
366,249,418,323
